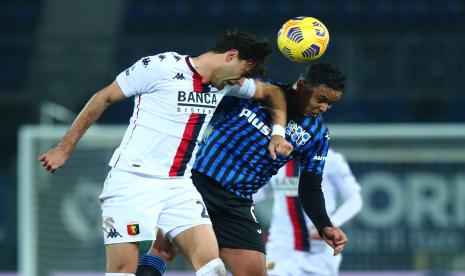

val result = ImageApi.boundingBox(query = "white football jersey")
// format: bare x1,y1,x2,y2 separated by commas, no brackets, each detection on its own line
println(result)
109,52,256,178
266,149,362,253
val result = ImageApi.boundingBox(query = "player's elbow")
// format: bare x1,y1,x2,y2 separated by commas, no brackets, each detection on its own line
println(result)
351,193,363,214
95,82,126,106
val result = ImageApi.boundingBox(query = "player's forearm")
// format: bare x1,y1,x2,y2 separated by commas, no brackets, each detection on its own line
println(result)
253,81,287,127
330,193,363,227
265,87,287,127
57,92,112,154
298,172,332,237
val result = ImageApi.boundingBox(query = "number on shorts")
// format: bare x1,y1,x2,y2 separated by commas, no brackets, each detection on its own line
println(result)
196,200,210,218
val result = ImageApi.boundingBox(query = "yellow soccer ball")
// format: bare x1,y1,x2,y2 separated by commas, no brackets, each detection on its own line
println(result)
277,16,330,62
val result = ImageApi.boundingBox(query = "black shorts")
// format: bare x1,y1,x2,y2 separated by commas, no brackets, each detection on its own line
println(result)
191,170,266,254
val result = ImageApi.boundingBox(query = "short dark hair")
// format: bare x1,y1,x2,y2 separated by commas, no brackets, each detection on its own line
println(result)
302,63,346,91
210,30,272,77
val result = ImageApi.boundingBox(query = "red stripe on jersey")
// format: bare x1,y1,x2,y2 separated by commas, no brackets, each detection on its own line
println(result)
185,56,209,93
114,94,142,167
286,196,310,251
286,160,295,176
193,73,203,92
185,56,203,92
169,113,202,176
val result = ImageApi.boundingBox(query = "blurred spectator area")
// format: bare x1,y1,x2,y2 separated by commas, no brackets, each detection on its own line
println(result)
0,0,40,169
119,0,465,123
0,0,40,91
123,0,465,30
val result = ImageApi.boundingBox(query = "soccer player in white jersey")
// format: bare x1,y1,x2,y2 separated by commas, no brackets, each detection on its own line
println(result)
38,31,293,276
265,148,363,276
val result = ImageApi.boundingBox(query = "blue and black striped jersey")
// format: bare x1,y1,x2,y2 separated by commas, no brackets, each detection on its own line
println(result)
193,90,330,199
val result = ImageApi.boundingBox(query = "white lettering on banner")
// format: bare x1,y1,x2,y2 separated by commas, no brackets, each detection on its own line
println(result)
358,172,404,228
357,172,465,228
408,173,448,227
456,174,465,226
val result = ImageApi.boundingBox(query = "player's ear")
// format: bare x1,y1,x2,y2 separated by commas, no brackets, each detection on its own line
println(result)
296,79,307,91
225,49,239,62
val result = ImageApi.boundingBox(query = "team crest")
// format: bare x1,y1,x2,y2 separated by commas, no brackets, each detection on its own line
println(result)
266,262,275,270
127,223,140,236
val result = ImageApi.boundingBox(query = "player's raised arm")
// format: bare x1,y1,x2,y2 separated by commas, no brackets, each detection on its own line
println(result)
38,82,126,172
253,80,293,159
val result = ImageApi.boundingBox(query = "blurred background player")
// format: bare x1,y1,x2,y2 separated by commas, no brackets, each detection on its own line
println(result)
139,63,348,276
265,148,363,276
38,31,292,276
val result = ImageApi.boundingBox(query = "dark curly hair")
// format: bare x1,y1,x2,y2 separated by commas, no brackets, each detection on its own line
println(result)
210,30,272,77
302,63,346,91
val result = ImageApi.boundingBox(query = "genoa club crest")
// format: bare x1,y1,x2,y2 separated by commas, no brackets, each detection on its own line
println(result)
127,223,140,236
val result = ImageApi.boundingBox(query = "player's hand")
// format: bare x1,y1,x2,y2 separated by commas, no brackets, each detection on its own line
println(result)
268,135,293,160
151,230,178,262
321,226,347,256
38,146,70,173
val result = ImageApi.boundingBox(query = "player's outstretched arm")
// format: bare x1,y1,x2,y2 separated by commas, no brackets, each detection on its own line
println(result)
253,80,293,159
38,82,126,172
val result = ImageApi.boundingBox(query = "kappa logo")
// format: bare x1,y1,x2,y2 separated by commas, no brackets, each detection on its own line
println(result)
172,53,181,61
286,120,311,146
173,73,185,80
107,228,123,238
103,216,122,239
142,57,151,67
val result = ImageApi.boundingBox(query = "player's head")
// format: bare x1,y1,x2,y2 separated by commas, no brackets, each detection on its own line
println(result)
209,30,272,89
293,63,345,117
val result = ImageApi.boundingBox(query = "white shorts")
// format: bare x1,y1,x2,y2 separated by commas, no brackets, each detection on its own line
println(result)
267,241,342,276
99,168,211,245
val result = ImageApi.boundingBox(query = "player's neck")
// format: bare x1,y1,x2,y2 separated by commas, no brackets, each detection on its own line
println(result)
191,52,221,83
286,88,300,117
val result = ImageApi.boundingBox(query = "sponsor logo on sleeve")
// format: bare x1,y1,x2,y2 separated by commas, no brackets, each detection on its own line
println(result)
286,120,311,146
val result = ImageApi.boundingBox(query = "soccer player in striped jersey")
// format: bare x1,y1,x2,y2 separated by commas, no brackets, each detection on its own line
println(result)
143,63,348,276
38,31,293,276
266,149,363,276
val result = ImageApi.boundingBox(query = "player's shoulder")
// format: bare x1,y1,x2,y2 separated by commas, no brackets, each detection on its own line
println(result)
301,114,328,133
136,52,188,70
255,77,290,90
326,149,347,166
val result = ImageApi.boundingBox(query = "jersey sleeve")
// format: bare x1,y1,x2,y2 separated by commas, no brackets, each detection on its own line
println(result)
299,127,330,175
328,152,361,199
222,78,256,98
115,56,169,97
